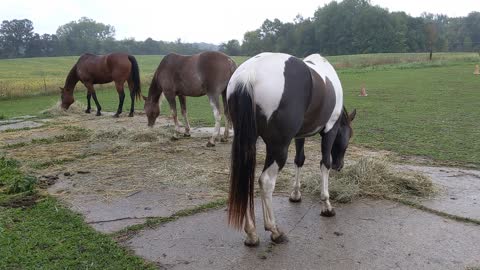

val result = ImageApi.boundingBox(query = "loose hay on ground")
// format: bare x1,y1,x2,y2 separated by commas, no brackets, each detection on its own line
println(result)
303,157,437,203
40,101,86,117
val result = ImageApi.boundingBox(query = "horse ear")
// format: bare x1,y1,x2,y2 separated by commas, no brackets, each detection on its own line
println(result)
349,109,357,122
142,95,147,101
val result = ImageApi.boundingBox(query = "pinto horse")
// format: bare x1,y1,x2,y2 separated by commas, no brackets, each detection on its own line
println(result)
144,51,237,146
227,53,356,246
60,53,142,117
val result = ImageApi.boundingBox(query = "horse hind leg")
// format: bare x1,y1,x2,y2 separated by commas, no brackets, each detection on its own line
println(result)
289,138,305,203
260,144,289,244
207,95,222,147
244,206,259,247
127,80,135,117
114,81,126,118
220,90,231,142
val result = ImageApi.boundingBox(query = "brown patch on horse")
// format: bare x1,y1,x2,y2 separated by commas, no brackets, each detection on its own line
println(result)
296,68,336,137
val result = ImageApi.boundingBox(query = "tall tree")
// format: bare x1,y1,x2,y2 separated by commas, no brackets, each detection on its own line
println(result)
56,17,115,55
0,19,34,58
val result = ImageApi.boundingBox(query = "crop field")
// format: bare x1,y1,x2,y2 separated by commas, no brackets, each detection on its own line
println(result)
1,52,479,165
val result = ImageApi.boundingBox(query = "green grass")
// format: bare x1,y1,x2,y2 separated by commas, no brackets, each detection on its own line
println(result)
0,198,156,270
1,53,479,166
0,157,155,269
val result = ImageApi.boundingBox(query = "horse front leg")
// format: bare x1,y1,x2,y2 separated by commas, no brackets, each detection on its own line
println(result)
260,147,288,243
166,95,181,140
178,95,191,137
85,92,92,113
85,83,101,116
320,132,336,217
289,138,305,203
207,95,222,147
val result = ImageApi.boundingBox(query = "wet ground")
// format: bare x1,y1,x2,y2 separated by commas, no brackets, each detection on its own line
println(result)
1,112,479,269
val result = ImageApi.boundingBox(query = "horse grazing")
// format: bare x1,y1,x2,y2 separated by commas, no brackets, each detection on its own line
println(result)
60,52,142,117
144,51,237,146
227,53,356,246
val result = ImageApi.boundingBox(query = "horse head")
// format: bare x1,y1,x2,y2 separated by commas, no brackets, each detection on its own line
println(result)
60,87,74,110
143,95,160,127
331,108,356,171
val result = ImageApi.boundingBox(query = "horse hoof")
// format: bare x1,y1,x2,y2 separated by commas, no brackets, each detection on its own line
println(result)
320,208,336,217
220,137,228,143
183,133,191,137
244,237,260,247
289,196,302,203
96,112,102,116
85,110,91,114
113,114,120,118
128,113,134,117
271,232,288,244
170,136,179,141
206,141,215,147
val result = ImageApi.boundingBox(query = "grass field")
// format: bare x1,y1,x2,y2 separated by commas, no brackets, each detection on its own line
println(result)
1,52,479,165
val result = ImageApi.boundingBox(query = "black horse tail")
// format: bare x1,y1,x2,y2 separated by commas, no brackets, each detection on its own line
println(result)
227,82,257,229
128,55,141,101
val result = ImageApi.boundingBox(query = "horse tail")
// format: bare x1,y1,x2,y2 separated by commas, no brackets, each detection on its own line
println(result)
227,82,257,229
128,55,141,101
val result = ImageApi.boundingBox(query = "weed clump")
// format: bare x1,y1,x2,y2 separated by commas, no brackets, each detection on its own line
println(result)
303,157,436,203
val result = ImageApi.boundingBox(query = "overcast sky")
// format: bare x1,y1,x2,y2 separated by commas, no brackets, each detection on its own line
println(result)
1,0,478,44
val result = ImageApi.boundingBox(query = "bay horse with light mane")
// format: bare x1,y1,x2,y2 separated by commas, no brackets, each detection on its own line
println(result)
144,51,237,146
60,52,141,117
227,52,356,246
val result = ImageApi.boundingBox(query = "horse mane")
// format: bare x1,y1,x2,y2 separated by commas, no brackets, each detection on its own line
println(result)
64,64,79,89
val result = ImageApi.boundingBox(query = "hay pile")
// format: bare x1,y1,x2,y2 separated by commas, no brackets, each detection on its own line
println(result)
41,101,86,117
303,157,436,203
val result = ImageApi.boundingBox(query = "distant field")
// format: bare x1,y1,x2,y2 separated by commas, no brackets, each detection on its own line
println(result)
1,53,479,166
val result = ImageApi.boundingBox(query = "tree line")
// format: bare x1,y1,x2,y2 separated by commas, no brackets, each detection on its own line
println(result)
220,0,480,57
1,0,479,59
0,17,217,59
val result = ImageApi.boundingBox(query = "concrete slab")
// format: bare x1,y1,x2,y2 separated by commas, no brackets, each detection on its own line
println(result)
0,120,43,131
127,197,480,270
399,165,480,220
51,188,215,233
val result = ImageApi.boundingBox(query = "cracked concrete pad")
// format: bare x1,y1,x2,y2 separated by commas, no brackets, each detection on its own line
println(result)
399,165,480,220
0,120,43,131
127,197,480,270
49,183,216,233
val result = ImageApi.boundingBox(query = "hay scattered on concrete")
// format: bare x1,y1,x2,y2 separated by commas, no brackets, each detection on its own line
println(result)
41,101,86,117
303,157,436,203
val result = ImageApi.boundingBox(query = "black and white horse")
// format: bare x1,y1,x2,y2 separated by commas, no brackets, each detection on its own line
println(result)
227,53,356,246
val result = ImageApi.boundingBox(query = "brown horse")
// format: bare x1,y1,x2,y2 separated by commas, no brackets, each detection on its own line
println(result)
60,52,141,117
144,51,237,146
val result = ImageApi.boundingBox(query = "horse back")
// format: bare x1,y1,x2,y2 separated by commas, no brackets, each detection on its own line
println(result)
76,53,131,84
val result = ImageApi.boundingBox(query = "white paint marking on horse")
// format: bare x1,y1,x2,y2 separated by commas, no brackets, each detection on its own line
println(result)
290,165,302,201
304,54,343,133
320,163,333,211
259,161,280,232
227,53,291,122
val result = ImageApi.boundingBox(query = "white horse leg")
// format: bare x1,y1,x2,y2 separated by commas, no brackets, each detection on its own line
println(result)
290,138,305,202
259,161,285,243
320,163,335,216
289,165,302,202
244,206,259,246
207,96,221,147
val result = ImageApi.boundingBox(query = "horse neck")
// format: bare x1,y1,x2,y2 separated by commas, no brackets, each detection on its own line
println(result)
64,65,79,90
148,72,163,102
